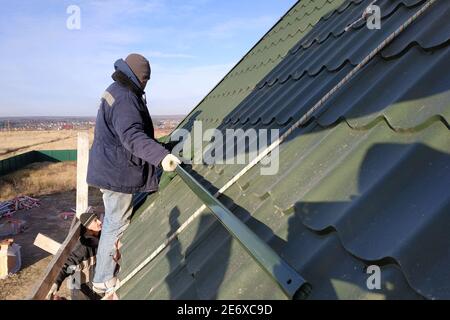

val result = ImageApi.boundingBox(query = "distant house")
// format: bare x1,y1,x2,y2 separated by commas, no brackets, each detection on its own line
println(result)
62,123,74,130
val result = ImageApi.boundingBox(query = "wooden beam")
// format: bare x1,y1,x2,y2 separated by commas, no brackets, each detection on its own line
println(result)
29,131,90,299
69,212,78,230
76,131,89,218
33,233,61,255
29,221,81,300
0,239,14,279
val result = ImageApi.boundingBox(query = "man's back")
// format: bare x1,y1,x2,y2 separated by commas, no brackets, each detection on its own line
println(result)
87,59,169,194
86,54,180,295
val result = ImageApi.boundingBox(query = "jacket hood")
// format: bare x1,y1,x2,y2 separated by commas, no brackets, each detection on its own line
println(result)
113,59,143,92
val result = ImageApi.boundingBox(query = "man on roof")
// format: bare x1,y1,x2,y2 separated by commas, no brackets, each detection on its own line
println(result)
86,53,181,296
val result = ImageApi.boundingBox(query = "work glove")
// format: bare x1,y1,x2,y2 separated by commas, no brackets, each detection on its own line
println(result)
46,283,58,300
161,154,181,172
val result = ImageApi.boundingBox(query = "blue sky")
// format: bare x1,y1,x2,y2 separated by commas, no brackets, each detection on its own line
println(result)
0,0,296,116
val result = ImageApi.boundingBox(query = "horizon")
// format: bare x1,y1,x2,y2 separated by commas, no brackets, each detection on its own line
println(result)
0,1,296,117
0,114,187,119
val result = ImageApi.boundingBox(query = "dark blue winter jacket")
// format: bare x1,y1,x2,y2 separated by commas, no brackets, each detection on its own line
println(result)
86,59,169,194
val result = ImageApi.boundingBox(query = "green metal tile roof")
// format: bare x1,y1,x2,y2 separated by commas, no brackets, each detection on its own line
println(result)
177,0,347,129
117,0,450,300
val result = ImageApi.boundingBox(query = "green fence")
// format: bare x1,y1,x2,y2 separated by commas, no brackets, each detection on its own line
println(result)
0,150,77,176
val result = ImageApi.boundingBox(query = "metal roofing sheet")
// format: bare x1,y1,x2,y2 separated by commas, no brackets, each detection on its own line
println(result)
176,0,348,127
224,0,450,126
118,0,450,300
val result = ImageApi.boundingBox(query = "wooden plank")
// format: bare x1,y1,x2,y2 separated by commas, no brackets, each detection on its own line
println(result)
69,211,78,230
29,221,81,300
76,132,89,218
29,132,91,299
0,243,10,278
33,233,61,255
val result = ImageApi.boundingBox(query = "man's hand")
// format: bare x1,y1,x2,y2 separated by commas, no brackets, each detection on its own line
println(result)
46,283,58,300
161,154,181,172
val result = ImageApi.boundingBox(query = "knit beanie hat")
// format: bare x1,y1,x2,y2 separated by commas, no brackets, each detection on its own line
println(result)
125,53,151,89
79,211,99,228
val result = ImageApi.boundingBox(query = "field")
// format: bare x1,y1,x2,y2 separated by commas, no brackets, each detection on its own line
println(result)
0,130,94,299
0,127,170,160
0,130,94,161
0,161,77,201
0,124,177,299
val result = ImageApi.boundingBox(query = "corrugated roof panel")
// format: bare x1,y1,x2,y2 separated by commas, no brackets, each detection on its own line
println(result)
238,194,423,300
118,0,450,300
119,180,206,275
176,0,348,126
220,119,450,299
224,0,450,127
269,0,427,83
119,213,289,299
318,47,450,128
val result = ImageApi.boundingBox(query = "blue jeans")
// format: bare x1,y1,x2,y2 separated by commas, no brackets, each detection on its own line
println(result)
93,189,134,285
93,168,163,286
